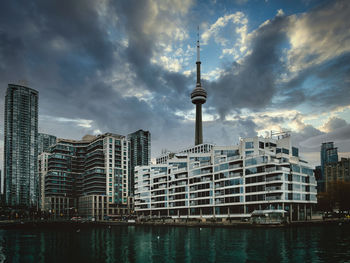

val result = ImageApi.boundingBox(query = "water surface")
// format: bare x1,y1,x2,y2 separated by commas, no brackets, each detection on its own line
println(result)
0,224,349,262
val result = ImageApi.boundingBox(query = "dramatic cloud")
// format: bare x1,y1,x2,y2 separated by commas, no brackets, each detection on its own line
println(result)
300,124,350,151
0,0,195,159
0,0,349,171
201,12,247,45
206,14,289,118
321,117,348,133
287,0,350,72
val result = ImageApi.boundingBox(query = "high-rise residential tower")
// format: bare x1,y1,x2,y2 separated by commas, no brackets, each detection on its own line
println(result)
319,142,338,192
4,84,39,207
41,133,130,220
321,142,338,171
38,133,57,154
128,129,151,196
191,32,207,145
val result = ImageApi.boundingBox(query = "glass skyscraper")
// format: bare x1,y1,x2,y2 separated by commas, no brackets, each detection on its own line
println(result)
4,84,39,207
319,142,338,193
128,130,151,196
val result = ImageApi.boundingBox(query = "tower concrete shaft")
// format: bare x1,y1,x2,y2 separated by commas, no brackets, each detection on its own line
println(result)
195,104,203,145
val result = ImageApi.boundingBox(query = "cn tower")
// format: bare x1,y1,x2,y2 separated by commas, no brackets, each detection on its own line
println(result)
191,30,207,145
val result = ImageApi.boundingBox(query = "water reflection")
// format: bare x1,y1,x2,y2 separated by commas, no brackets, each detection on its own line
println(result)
0,224,350,262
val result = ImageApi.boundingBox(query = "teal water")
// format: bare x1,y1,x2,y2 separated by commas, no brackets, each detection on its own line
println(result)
0,224,350,262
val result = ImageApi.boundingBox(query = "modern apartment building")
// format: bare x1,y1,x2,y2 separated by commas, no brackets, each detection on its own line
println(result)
319,142,338,192
4,84,39,207
128,130,151,196
325,158,350,192
44,138,85,217
38,133,57,154
38,152,50,210
135,134,317,221
43,133,130,220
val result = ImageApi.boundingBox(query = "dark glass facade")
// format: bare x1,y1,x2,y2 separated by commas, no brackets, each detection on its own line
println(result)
320,142,338,192
43,134,129,218
4,84,38,207
128,130,151,196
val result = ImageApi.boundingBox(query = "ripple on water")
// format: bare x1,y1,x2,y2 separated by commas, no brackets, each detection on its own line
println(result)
0,224,349,262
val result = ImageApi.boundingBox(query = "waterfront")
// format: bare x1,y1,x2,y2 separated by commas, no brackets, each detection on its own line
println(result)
0,224,350,262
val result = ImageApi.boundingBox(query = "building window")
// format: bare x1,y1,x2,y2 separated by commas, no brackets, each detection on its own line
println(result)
259,142,264,149
245,151,254,156
292,147,299,157
282,148,289,154
245,142,254,149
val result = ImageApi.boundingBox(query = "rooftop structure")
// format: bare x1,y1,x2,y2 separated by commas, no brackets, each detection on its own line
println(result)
156,143,214,164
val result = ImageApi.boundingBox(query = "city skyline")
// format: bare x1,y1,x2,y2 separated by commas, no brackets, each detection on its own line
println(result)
0,0,350,170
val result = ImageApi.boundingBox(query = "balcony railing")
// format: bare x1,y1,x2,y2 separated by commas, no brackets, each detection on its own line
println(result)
266,186,282,191
266,176,282,182
265,196,282,201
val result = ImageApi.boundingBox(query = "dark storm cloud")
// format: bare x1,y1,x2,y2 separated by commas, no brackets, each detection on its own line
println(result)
0,0,117,96
322,117,348,133
274,0,350,111
292,125,324,151
204,0,350,119
299,124,350,153
0,0,191,138
1,0,349,162
111,0,193,112
0,31,28,85
206,15,289,118
276,54,350,111
0,0,205,164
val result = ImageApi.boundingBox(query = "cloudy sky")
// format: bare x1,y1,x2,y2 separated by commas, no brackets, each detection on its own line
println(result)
0,0,350,168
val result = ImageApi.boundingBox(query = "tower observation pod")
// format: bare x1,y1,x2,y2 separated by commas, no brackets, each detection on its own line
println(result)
191,30,207,145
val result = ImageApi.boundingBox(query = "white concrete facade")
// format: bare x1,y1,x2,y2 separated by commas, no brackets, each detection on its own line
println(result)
102,134,129,205
156,143,214,164
38,152,50,210
135,135,317,221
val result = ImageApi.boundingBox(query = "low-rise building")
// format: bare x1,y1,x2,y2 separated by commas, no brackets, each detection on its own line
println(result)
135,134,317,221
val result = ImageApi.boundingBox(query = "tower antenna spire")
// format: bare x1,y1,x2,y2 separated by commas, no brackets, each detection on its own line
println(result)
197,26,200,62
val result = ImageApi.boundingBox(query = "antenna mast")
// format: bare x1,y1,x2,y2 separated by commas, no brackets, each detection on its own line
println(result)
197,26,200,62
